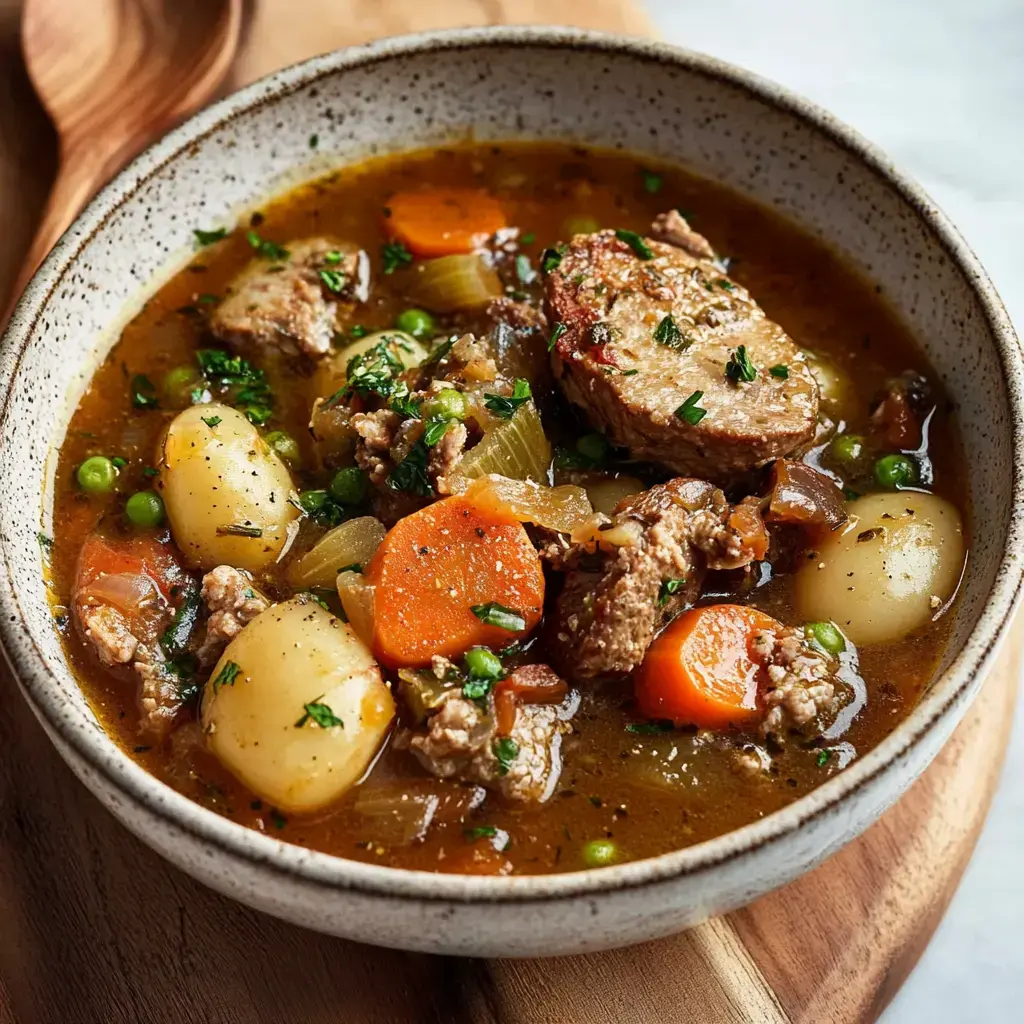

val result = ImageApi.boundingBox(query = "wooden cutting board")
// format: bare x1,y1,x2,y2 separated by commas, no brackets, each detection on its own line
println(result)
0,2,1018,1021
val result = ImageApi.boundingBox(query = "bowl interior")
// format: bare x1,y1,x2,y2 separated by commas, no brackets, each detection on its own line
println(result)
2,30,1020,891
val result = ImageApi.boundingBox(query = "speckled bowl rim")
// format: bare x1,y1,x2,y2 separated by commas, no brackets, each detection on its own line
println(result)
3,26,1022,905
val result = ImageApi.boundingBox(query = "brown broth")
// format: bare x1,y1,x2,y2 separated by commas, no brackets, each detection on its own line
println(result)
48,142,962,873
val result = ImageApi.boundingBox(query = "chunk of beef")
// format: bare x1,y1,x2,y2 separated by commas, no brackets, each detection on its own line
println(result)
405,689,573,804
649,209,717,261
428,420,468,495
212,238,369,362
195,565,269,666
764,459,848,532
545,223,818,481
749,626,842,739
551,478,766,679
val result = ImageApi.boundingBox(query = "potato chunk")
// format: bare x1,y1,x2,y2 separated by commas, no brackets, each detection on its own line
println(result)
201,596,394,813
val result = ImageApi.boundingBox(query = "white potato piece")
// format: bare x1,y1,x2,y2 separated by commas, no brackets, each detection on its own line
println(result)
159,404,298,573
795,492,965,645
311,330,429,398
202,595,395,813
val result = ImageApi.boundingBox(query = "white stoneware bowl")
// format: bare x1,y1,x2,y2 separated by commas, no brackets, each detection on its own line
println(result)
2,27,1021,958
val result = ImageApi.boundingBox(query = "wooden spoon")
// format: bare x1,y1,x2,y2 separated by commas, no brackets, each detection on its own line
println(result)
10,0,244,307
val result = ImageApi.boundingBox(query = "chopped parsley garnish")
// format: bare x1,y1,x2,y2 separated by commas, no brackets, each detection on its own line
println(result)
548,322,567,352
193,227,228,246
614,228,654,260
269,809,287,829
215,523,264,538
340,341,405,401
295,697,344,730
422,417,453,447
389,391,422,419
622,368,640,376
641,169,664,194
37,532,53,552
520,232,536,245
422,337,455,367
350,324,368,339
381,239,413,274
675,390,707,425
386,440,433,497
142,467,159,478
212,661,241,693
716,278,735,292
471,602,526,632
130,374,159,410
493,738,519,776
308,133,319,150
295,489,345,528
626,721,675,735
653,313,688,350
817,749,831,767
462,677,496,702
484,378,532,419
464,825,498,840
541,244,567,274
246,230,289,261
160,589,201,659
111,456,128,469
201,415,222,429
318,268,347,293
196,349,274,425
657,578,686,607
725,344,757,383
769,364,790,379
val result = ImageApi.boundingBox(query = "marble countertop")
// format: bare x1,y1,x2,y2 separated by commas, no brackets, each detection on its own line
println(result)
643,0,1024,1018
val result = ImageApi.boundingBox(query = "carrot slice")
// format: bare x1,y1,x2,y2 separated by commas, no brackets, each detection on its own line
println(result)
365,495,544,668
634,604,782,729
385,188,506,257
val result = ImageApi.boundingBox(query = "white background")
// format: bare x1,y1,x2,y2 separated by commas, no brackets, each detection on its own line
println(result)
640,1,1024,1018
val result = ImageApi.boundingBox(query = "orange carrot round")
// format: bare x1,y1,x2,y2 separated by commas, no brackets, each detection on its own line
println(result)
365,495,544,668
385,188,506,257
634,604,782,729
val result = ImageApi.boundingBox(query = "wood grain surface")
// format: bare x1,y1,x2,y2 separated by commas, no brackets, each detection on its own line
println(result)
0,1,1017,1021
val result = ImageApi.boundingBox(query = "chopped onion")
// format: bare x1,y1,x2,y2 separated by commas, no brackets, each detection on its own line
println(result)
409,254,503,313
568,514,641,550
336,570,376,647
585,475,645,516
352,780,486,846
80,573,160,613
448,402,550,487
462,475,593,535
288,516,386,589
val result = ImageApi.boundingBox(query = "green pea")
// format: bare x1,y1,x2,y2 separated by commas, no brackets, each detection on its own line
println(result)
328,466,369,506
125,490,165,528
561,214,601,237
576,432,609,463
829,433,865,463
395,308,436,340
423,389,467,422
76,456,118,494
162,365,202,405
264,430,301,465
874,453,917,490
463,647,503,681
804,621,846,656
581,839,618,868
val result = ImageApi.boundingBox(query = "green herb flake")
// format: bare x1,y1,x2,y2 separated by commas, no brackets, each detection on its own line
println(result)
295,696,344,730
389,391,422,419
652,313,689,350
308,133,319,150
716,278,735,292
215,523,263,538
386,440,433,497
515,253,536,286
196,348,274,425
270,809,287,829
675,390,707,426
520,232,536,245
657,578,686,607
462,677,496,702
142,466,159,478
193,227,228,247
541,244,567,274
319,268,347,293
725,344,757,383
548,322,567,352
37,532,53,552
246,230,289,262
110,456,128,469
381,240,413,274
422,417,452,447
614,229,654,260
464,825,498,840
350,324,368,339
817,749,831,767
621,368,640,376
213,660,241,693
130,374,159,410
493,737,519,776
626,721,675,735
471,602,526,632
641,169,664,195
484,378,532,419
201,415,222,429
769,364,790,380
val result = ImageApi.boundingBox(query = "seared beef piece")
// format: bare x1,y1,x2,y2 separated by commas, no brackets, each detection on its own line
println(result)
551,478,767,679
764,460,847,532
212,238,369,362
649,209,717,261
403,690,573,804
195,565,269,666
749,625,842,739
545,220,818,481
870,370,934,449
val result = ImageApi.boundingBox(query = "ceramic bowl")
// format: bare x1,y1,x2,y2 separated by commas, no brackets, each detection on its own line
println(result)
2,27,1021,958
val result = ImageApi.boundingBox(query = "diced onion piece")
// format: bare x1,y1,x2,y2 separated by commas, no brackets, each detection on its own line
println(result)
336,570,376,647
288,516,386,589
448,402,551,487
352,780,486,846
462,475,593,535
409,254,503,313
585,475,646,516
398,668,456,721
